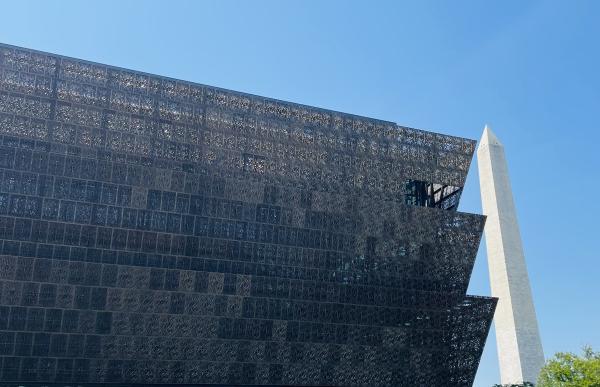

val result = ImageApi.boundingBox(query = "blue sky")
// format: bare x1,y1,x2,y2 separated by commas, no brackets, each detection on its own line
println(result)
1,1,599,385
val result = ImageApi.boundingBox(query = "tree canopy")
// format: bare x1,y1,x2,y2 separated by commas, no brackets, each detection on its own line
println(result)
537,346,600,387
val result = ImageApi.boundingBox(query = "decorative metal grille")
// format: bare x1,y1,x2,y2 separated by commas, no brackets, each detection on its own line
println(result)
0,43,496,387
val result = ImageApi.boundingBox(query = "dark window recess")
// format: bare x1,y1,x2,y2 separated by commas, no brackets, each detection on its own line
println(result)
404,180,463,210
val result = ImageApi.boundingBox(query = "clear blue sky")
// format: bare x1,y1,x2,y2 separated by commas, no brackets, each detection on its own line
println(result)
2,1,599,386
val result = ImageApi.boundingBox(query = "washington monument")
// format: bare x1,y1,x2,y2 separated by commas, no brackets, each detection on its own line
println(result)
477,126,544,384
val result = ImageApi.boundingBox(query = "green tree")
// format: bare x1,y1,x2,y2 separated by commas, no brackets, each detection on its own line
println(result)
537,346,600,387
493,382,534,387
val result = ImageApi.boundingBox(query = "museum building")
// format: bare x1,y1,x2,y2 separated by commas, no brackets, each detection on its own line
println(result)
0,43,495,387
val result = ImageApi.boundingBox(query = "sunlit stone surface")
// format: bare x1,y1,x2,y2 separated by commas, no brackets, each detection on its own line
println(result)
477,126,544,385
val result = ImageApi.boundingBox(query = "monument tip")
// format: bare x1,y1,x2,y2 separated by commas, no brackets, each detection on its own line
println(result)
479,124,502,148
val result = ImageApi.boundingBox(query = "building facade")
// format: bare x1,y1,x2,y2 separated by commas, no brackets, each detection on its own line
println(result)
0,43,495,386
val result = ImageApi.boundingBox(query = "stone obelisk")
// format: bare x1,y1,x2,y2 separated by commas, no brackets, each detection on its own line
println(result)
477,126,544,385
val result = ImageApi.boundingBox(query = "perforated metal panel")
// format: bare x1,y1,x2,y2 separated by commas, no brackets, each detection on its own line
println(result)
0,43,495,387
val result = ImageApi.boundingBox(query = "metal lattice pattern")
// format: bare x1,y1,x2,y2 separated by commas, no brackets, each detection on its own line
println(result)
0,43,495,387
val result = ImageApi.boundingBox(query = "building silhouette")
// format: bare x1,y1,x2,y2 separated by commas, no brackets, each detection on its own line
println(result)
0,43,495,386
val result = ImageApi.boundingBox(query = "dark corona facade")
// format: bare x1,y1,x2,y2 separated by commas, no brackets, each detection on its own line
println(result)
0,43,495,387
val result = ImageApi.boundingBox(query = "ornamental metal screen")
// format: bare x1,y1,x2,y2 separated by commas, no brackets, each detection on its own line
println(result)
0,43,496,387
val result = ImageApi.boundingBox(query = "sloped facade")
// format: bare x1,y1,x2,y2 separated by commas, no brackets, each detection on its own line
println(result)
0,43,495,387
